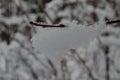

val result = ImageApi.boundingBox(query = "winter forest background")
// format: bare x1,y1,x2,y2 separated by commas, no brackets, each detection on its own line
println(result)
0,0,120,80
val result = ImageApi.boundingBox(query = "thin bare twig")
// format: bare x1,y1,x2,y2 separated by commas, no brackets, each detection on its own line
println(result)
61,58,71,80
35,0,53,23
18,53,38,80
13,0,36,34
13,38,50,70
70,49,96,80
19,0,36,33
14,38,57,78
30,19,120,28
61,58,67,80
47,58,58,77
30,21,66,28
97,37,110,80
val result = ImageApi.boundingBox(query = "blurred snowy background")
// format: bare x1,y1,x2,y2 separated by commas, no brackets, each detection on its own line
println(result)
0,0,120,80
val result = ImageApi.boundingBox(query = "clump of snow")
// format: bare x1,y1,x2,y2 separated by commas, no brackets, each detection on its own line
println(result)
31,21,106,68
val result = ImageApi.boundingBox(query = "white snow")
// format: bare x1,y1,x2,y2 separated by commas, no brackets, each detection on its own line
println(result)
31,21,105,67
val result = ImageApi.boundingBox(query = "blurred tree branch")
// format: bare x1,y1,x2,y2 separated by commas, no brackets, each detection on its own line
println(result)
70,49,96,80
35,0,53,23
30,21,66,28
106,20,120,24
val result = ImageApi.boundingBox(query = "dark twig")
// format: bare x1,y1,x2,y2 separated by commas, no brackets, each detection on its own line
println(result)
18,52,38,80
14,38,58,78
97,36,110,80
61,58,71,80
30,21,66,28
13,38,50,70
36,0,53,23
47,58,57,77
70,49,96,80
30,20,120,28
106,20,120,24
101,46,110,80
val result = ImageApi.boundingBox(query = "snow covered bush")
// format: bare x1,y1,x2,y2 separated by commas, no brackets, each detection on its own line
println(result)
45,0,120,24
31,20,120,80
0,0,120,80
